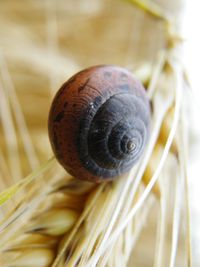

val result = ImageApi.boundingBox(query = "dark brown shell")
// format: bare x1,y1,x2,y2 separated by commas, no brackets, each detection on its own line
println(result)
48,65,151,182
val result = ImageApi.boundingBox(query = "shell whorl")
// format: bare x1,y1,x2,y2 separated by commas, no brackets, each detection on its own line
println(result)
48,65,151,182
79,93,149,178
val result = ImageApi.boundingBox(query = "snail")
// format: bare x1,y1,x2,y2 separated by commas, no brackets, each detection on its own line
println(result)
48,65,151,183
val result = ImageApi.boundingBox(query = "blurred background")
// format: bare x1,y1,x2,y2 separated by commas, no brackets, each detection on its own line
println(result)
182,1,200,266
0,0,199,266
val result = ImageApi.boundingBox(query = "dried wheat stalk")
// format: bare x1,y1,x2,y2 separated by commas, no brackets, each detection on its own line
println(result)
0,0,191,267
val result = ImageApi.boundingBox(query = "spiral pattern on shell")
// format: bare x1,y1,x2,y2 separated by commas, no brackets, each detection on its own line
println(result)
48,65,151,182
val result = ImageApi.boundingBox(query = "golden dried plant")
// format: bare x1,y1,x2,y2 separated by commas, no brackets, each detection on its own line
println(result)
0,0,191,267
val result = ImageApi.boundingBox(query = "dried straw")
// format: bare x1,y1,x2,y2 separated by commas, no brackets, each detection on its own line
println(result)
0,0,191,266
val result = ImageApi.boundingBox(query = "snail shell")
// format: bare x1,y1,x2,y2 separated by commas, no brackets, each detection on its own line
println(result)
48,65,151,182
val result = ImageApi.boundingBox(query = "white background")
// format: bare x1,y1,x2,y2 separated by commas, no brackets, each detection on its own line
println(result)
182,1,200,266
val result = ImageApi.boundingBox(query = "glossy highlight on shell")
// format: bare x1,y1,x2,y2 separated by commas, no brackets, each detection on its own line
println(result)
48,65,151,182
